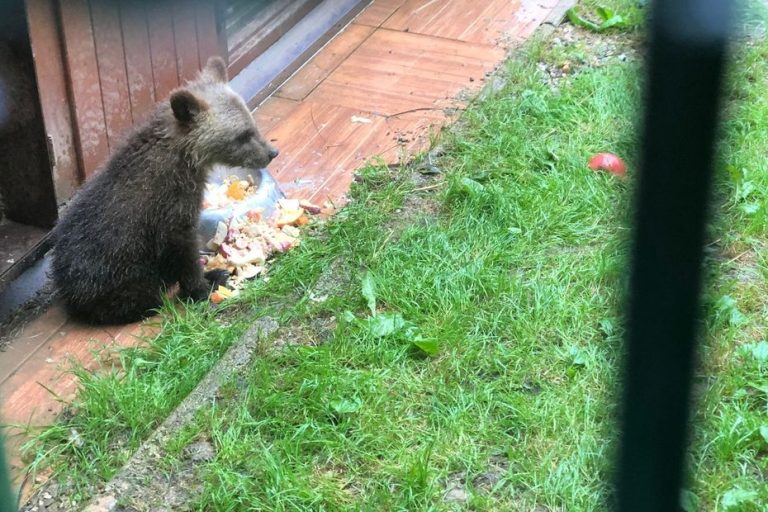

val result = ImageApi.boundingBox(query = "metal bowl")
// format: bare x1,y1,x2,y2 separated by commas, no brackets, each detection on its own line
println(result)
198,166,284,243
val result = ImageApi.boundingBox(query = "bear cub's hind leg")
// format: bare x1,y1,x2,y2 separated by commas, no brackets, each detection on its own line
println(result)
68,278,165,325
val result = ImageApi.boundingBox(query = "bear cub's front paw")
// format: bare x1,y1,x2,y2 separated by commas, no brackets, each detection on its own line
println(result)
180,283,212,302
180,270,230,302
204,269,230,288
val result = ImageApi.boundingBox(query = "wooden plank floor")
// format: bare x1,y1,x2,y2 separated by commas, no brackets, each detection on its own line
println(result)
0,307,153,495
1,0,557,496
261,0,558,204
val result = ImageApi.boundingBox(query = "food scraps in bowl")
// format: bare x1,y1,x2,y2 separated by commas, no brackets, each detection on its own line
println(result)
203,198,322,300
198,168,283,243
202,174,261,209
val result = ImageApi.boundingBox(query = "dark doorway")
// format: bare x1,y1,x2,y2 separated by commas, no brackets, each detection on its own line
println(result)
0,0,57,278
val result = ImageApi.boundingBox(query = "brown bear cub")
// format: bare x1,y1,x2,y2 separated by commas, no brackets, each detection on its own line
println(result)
51,57,278,325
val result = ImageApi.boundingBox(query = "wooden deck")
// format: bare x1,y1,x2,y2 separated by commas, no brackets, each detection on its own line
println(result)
0,0,558,494
258,0,556,204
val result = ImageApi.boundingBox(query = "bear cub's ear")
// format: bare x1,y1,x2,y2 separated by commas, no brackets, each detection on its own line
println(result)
199,56,228,84
170,89,207,124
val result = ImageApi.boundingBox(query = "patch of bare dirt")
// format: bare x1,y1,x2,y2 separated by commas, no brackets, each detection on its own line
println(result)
310,256,355,302
538,24,642,91
271,314,337,351
721,246,764,285
441,454,512,506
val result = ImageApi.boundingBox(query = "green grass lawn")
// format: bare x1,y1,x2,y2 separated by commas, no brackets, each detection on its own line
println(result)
20,3,768,510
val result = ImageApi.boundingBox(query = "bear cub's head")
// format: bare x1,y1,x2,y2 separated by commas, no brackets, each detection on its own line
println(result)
169,56,279,170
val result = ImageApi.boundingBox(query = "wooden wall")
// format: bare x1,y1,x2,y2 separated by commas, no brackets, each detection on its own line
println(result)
26,0,224,202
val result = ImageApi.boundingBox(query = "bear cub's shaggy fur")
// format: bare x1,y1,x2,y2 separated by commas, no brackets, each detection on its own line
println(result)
51,57,278,325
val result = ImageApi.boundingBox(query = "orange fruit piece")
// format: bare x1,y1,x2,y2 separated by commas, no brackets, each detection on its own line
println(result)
226,181,247,200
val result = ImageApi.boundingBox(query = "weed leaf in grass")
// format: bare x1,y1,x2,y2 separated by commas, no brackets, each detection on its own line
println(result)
568,346,588,367
361,272,377,316
760,425,768,445
727,166,757,203
330,397,362,415
721,488,758,509
680,489,699,512
598,318,622,342
740,202,760,215
737,181,756,202
367,312,409,338
726,164,742,184
567,8,603,31
599,318,614,337
447,176,486,203
566,6,625,32
410,335,440,357
460,177,485,195
565,346,588,378
744,340,768,362
716,295,747,326
747,381,768,396
364,313,440,356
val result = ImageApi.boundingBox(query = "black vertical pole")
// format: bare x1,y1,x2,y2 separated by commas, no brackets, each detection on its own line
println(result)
617,1,732,511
